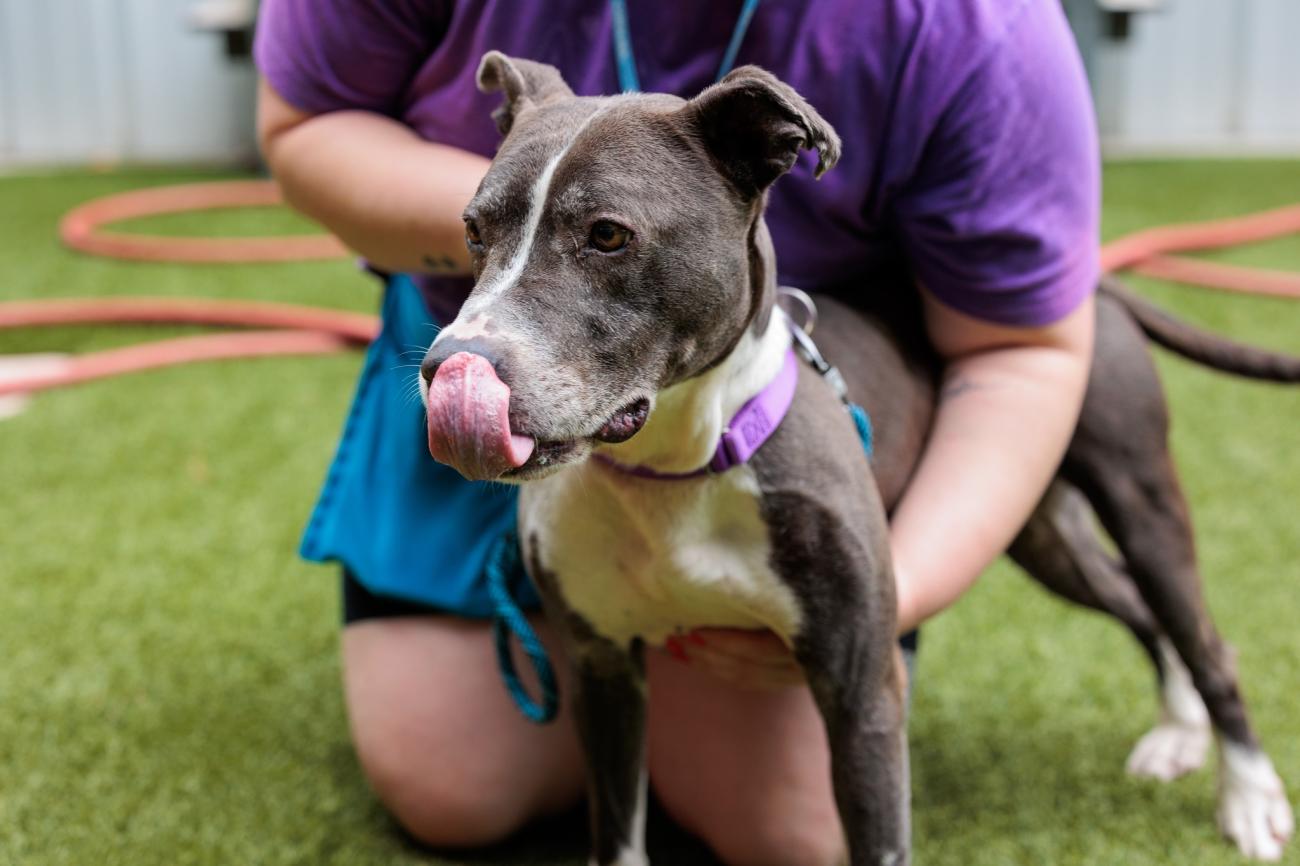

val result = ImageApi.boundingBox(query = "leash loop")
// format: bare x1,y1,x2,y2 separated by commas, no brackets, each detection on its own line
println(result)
487,530,560,724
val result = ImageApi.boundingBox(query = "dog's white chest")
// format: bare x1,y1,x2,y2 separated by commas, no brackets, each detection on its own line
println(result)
519,463,803,648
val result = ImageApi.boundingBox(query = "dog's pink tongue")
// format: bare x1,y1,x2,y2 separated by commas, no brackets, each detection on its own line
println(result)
426,352,535,480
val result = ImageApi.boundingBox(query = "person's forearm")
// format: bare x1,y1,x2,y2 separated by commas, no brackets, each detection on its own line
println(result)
892,299,1095,634
258,81,489,275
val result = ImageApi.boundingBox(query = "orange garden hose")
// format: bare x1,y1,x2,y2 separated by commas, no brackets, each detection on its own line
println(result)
1100,203,1300,299
0,182,374,401
0,330,356,399
0,297,379,398
0,180,1295,402
58,180,348,263
0,296,378,343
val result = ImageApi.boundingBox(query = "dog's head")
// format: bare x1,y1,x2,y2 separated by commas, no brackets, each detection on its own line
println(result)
421,51,839,481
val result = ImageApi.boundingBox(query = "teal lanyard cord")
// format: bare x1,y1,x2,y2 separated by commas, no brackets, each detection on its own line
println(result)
609,0,763,93
716,0,763,83
608,0,642,92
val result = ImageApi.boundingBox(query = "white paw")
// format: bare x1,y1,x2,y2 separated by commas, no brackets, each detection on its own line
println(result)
1126,721,1211,781
1129,638,1212,782
1217,743,1295,861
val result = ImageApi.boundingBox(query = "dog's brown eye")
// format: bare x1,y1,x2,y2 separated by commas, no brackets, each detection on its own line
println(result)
464,219,484,250
589,220,631,254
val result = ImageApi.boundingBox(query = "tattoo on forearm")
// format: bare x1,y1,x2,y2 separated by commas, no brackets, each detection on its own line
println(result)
941,377,981,401
422,253,459,272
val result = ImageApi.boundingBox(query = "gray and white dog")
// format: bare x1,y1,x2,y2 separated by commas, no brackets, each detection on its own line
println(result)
420,52,1296,865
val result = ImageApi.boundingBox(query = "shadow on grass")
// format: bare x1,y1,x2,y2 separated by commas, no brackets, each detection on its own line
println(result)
912,707,1228,862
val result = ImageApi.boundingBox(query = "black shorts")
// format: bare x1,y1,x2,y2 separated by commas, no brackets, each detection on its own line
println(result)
342,568,921,656
342,568,447,624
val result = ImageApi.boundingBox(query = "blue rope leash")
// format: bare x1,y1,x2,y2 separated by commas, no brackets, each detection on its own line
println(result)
487,530,559,724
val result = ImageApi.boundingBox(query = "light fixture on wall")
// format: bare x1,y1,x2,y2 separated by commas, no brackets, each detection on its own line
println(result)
188,0,258,58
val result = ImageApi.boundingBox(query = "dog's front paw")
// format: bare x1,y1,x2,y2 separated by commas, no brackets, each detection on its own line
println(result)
1126,721,1211,781
1217,743,1294,862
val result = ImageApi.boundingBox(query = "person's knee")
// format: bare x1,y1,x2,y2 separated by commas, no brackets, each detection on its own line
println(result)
340,617,583,847
706,819,845,866
355,732,528,848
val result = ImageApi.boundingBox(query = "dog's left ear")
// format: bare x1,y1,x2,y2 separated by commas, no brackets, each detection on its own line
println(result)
476,50,574,136
684,66,841,197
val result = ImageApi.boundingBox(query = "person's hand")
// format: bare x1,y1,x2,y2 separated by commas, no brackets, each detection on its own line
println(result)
662,628,806,690
667,562,919,690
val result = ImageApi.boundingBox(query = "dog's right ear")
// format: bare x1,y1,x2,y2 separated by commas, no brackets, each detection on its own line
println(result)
684,65,841,198
476,51,574,136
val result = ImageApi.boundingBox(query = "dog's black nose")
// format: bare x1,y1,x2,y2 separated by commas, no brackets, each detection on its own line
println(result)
421,336,511,386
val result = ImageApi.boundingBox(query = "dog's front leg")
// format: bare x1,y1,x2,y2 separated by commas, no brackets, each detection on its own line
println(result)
800,630,911,866
766,484,911,864
571,635,649,866
520,529,650,865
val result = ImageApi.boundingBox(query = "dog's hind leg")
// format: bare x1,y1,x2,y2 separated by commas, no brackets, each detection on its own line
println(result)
1010,481,1211,781
1063,442,1293,860
1045,296,1295,859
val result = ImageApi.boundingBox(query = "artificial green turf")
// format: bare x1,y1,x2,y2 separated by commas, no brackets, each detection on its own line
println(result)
1,163,1298,865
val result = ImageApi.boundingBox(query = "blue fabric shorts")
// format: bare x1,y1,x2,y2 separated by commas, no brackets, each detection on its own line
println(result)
299,274,539,618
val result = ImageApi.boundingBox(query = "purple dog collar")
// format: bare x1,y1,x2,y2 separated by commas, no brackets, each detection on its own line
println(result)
594,347,800,480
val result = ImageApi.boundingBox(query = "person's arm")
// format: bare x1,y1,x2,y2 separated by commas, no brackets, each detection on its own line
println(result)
257,79,489,275
892,288,1093,633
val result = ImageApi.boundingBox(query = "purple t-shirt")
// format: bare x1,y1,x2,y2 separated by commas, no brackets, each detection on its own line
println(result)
255,0,1098,327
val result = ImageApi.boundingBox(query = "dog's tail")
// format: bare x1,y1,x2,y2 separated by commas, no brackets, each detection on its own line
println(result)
1101,277,1300,383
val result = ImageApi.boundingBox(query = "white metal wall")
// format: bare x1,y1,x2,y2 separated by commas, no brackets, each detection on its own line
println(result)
1093,0,1300,154
1,1,1298,164
0,0,257,166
